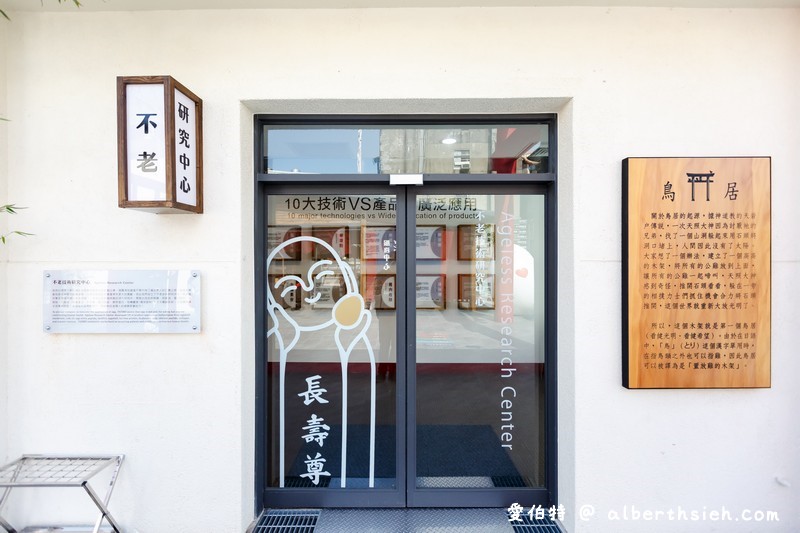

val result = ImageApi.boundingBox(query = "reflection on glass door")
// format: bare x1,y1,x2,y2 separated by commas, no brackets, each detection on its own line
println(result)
264,189,549,507
266,194,398,491
414,193,546,492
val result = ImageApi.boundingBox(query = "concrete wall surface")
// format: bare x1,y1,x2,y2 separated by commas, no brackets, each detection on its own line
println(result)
1,6,798,532
0,17,9,470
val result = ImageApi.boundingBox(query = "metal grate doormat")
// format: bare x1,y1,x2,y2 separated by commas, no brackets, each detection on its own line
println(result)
507,511,562,533
252,509,320,533
284,476,331,488
491,475,532,487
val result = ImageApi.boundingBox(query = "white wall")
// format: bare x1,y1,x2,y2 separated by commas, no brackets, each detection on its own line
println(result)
0,18,9,466
3,6,798,532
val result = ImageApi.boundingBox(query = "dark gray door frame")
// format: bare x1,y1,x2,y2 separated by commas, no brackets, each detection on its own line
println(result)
259,182,407,508
404,180,554,508
254,114,558,512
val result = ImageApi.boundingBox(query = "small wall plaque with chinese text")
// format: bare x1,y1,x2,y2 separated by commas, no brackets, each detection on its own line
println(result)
44,270,201,333
623,157,770,389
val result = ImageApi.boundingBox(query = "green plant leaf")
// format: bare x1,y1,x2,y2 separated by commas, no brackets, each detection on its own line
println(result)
1,204,27,215
3,1,81,21
0,230,33,244
1,205,32,244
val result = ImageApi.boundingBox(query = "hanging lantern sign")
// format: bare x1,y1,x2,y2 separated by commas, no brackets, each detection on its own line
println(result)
117,75,203,213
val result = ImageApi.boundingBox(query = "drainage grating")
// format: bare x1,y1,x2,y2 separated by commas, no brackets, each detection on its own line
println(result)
252,509,320,532
316,508,513,532
284,476,331,488
507,511,562,533
491,475,531,487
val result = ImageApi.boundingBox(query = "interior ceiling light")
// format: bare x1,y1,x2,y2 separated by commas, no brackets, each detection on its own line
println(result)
441,134,457,145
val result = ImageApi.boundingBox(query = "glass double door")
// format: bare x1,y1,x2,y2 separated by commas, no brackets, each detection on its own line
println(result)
264,183,548,508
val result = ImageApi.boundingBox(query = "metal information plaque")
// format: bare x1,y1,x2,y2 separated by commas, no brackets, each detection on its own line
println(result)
43,270,201,333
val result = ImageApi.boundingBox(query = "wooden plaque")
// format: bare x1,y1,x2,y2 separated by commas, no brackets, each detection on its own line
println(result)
457,224,495,261
416,274,446,310
268,274,302,310
267,226,302,260
623,157,771,389
362,226,397,261
416,225,446,260
312,226,351,260
458,274,495,310
363,274,396,310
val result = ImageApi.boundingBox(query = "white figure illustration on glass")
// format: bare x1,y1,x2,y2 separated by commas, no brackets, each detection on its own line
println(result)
267,236,377,489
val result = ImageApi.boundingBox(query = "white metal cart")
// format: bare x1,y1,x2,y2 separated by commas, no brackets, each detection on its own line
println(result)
0,455,124,533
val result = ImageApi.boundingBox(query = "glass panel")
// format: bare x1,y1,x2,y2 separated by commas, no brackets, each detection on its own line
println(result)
415,193,546,489
267,194,398,489
264,124,549,175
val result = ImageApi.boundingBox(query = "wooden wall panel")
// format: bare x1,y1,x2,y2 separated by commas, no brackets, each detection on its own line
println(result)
623,157,771,389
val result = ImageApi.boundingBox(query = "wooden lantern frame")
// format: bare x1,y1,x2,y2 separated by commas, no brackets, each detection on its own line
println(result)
117,75,203,213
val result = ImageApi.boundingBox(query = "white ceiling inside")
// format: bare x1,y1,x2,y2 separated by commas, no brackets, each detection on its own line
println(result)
3,0,800,10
